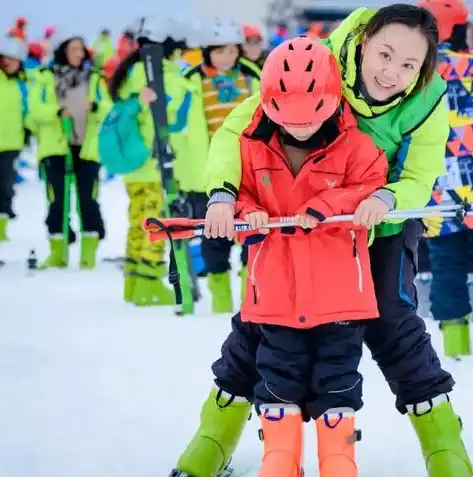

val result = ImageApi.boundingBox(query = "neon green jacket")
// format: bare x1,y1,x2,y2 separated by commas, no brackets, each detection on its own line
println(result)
117,59,194,183
28,67,112,162
92,35,114,68
171,59,261,193
0,69,28,152
206,8,449,237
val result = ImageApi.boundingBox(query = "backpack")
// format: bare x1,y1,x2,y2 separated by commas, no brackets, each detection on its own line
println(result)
98,96,150,175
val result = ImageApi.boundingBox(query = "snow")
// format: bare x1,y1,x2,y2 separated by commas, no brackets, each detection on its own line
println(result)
0,179,472,477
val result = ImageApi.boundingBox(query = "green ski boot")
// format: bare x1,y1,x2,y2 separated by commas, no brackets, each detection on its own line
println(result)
174,387,252,477
123,259,137,303
440,317,471,359
208,272,233,314
39,236,68,269
131,262,175,306
80,233,99,269
0,215,8,242
240,266,248,302
409,396,472,477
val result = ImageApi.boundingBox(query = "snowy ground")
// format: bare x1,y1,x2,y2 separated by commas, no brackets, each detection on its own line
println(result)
1,179,472,477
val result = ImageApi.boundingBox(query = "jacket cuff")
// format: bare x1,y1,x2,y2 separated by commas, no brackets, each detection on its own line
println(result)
208,191,236,207
371,188,396,211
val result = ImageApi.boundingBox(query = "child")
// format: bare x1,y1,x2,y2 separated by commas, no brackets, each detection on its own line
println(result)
235,36,387,477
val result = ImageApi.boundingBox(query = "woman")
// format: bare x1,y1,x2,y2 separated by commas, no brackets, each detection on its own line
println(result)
0,37,29,242
108,22,191,306
170,4,472,477
28,34,109,269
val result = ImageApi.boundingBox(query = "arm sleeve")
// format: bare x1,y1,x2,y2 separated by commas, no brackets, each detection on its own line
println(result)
383,96,448,210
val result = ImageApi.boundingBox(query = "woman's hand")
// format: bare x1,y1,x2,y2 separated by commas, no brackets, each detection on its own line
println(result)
140,87,157,105
353,196,389,228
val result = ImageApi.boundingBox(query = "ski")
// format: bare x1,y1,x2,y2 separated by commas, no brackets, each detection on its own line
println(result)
140,42,196,314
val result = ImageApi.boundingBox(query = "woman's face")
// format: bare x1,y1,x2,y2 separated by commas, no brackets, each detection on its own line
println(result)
66,39,86,67
0,56,21,75
361,23,428,101
210,45,240,71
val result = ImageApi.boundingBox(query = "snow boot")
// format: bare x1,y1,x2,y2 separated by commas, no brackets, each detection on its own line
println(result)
240,266,248,302
257,404,303,477
80,233,99,269
0,214,8,241
131,262,175,306
39,235,68,269
408,395,472,477
440,316,471,359
174,387,251,477
208,271,233,314
316,408,360,477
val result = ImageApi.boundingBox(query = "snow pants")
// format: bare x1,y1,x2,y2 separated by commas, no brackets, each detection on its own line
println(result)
42,147,105,241
186,191,248,274
427,230,473,320
254,322,365,419
0,151,19,218
125,182,166,265
212,220,454,414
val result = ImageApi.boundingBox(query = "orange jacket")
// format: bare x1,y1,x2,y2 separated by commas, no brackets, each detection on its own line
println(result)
236,103,387,329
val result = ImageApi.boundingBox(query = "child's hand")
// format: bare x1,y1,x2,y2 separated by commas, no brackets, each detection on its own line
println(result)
244,211,270,234
353,196,389,228
294,214,319,229
204,203,236,239
140,87,157,105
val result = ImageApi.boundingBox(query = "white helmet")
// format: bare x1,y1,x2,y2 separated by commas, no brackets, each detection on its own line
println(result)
202,17,243,47
0,36,28,61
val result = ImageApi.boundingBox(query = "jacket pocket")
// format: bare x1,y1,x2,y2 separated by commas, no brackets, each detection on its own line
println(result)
350,230,364,292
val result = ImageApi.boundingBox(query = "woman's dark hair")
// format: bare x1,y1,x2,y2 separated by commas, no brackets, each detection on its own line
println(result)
53,37,91,67
109,37,186,100
363,4,439,93
109,49,141,101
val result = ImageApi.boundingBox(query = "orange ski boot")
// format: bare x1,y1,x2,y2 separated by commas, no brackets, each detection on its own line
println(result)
258,404,303,477
316,408,361,477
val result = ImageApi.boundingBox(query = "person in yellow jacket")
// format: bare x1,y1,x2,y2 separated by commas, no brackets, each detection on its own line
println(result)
108,20,196,306
92,29,114,69
0,36,29,243
172,17,261,314
28,34,110,269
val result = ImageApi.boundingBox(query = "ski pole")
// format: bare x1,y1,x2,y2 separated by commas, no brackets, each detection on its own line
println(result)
143,202,473,241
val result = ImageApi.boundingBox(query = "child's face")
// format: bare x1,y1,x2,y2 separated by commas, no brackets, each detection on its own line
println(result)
0,55,21,75
243,38,262,61
283,124,321,141
210,45,240,71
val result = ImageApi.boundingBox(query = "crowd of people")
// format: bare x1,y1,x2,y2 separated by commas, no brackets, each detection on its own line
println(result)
1,2,473,475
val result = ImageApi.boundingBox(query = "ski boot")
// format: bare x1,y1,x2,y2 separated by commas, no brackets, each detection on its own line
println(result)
408,395,472,477
240,266,248,302
171,387,251,477
39,235,68,269
439,316,471,359
316,408,360,477
80,233,99,269
257,404,303,477
131,262,175,306
0,214,8,242
208,271,233,314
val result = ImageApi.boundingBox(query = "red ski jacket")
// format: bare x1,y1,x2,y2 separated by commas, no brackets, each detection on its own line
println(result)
236,102,387,329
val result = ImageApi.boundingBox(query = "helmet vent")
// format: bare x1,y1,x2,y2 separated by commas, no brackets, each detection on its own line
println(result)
305,60,313,72
307,79,315,93
283,59,290,71
315,99,324,111
279,79,287,92
288,42,295,50
305,43,313,50
271,98,280,111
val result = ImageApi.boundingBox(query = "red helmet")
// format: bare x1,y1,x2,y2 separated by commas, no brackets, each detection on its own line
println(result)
260,36,342,128
418,0,469,41
242,24,262,40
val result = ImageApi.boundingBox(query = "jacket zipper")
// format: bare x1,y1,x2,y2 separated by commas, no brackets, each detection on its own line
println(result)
250,240,266,304
350,230,363,292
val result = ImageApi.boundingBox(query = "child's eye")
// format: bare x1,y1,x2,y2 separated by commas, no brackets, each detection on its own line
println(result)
380,52,391,61
403,63,414,70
